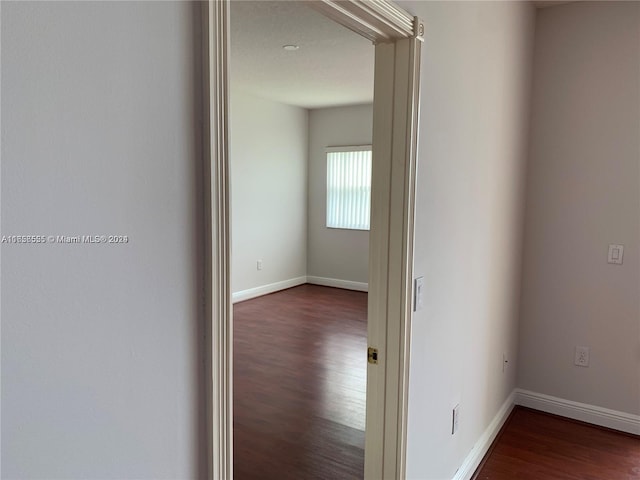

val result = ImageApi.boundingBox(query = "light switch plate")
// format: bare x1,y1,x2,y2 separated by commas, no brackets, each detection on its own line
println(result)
608,244,624,265
414,276,424,312
452,404,460,435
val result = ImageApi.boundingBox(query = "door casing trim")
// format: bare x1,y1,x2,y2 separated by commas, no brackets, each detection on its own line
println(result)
202,2,423,478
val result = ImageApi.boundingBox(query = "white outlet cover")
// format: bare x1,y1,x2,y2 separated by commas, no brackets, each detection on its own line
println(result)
574,346,590,367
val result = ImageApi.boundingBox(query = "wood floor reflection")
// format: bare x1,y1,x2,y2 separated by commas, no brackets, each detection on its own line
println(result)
233,284,367,480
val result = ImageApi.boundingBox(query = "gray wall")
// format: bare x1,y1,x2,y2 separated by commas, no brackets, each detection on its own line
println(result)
4,1,636,479
400,1,535,478
229,91,308,295
1,2,205,478
307,105,373,285
517,2,640,415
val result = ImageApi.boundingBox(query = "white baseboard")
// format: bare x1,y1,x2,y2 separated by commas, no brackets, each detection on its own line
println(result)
452,389,640,480
232,275,368,303
452,390,516,480
515,389,640,435
232,276,307,303
306,275,368,292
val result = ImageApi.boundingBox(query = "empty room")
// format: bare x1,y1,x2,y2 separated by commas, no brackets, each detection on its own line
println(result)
228,2,374,478
1,1,638,480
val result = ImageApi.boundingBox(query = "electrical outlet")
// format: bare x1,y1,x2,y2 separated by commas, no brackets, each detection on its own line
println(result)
452,404,460,435
574,346,590,367
257,260,263,271
503,353,509,372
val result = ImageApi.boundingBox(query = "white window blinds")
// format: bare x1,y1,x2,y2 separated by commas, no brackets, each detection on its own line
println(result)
326,146,372,231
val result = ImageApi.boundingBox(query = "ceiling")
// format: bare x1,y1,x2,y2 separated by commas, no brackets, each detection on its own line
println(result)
229,0,574,109
229,1,375,109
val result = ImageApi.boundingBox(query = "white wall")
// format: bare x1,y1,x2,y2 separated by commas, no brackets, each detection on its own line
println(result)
230,91,308,296
1,2,205,478
307,105,373,285
399,1,535,478
517,2,640,415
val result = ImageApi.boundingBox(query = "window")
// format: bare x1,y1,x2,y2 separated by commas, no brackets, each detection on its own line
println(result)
326,146,372,230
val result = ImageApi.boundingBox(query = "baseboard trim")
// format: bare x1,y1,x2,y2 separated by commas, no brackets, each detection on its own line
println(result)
453,389,640,479
232,275,368,303
232,276,307,303
306,276,368,292
514,389,640,435
452,390,516,480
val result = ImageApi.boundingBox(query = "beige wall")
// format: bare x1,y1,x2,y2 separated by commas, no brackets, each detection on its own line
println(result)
399,1,535,478
231,100,372,296
1,2,205,477
230,91,308,295
307,105,373,285
517,1,640,415
4,2,637,479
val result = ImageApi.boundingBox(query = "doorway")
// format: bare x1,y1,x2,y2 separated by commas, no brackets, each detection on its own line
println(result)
228,2,374,475
202,1,424,478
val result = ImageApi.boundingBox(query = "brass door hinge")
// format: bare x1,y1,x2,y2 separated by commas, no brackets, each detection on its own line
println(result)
368,347,379,365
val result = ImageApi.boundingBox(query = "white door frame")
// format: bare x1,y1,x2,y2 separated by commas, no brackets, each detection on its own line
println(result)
202,1,423,478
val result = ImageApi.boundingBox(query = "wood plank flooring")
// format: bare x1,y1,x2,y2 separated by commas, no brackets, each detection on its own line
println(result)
233,284,367,480
234,285,640,479
473,406,640,480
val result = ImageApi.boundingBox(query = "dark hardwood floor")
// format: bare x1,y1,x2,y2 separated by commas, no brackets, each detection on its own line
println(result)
473,406,640,480
234,285,640,479
233,284,367,480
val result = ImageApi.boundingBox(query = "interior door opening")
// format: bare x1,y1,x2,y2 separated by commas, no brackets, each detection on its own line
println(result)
204,1,423,478
228,2,374,477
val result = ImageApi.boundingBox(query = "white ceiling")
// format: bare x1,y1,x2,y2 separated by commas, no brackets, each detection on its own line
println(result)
229,1,375,109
